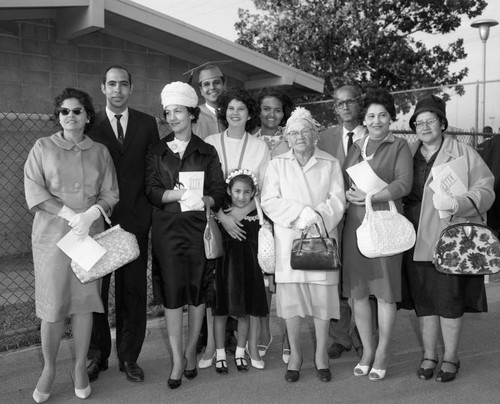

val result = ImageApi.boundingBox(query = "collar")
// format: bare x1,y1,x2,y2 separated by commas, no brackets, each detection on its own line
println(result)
105,106,129,122
276,146,336,163
205,103,217,115
153,132,214,156
342,124,365,137
51,131,94,150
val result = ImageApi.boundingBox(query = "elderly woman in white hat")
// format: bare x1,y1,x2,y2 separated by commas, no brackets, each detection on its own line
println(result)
261,107,346,383
145,81,226,389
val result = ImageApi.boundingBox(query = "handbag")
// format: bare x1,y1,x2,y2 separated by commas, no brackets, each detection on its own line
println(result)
71,205,140,284
203,201,223,259
255,196,275,274
433,196,500,275
356,193,416,258
290,214,340,271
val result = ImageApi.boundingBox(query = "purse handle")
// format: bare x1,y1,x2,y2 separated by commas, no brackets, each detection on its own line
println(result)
365,192,397,215
255,196,265,226
296,222,331,253
449,196,486,225
204,199,212,221
94,204,112,226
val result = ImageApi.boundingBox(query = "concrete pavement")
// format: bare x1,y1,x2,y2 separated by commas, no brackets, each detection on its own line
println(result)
2,282,500,404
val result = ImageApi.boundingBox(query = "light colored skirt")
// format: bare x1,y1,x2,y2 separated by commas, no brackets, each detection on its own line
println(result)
276,283,339,321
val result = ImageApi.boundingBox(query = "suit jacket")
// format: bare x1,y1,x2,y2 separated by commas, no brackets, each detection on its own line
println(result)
88,109,160,238
317,125,368,165
192,104,226,140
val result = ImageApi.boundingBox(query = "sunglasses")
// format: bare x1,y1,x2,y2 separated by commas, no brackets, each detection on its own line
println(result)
59,107,85,116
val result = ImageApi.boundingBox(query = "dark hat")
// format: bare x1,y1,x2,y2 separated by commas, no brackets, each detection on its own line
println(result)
409,95,448,132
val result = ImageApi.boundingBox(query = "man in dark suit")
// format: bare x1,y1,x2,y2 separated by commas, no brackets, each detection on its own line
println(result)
86,65,160,383
318,85,367,359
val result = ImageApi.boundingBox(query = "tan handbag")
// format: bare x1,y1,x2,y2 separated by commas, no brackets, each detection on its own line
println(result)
255,197,275,274
204,201,223,259
71,205,140,284
356,193,416,258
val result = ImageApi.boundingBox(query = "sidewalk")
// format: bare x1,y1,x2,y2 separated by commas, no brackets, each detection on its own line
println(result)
2,282,500,404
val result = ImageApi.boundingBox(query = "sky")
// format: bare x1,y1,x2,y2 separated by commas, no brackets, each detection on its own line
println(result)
132,0,500,131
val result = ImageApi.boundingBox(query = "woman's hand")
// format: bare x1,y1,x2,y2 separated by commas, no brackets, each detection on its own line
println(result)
224,199,256,221
68,205,101,236
218,210,247,240
346,184,366,206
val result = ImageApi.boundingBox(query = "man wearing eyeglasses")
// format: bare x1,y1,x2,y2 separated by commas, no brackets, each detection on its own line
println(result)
86,65,160,384
318,85,366,360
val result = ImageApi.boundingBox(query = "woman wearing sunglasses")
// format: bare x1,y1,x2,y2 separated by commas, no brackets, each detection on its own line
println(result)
24,87,118,402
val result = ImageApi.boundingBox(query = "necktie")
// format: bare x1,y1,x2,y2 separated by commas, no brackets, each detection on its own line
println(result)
347,131,354,152
115,114,124,143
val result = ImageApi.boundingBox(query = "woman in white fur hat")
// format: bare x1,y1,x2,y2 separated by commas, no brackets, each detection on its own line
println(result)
145,81,226,389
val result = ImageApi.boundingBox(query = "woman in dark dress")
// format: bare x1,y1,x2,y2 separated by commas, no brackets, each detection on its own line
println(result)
146,82,225,389
402,95,494,382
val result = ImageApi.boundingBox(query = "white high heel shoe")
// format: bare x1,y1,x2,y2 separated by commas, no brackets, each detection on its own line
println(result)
32,388,50,403
257,335,273,357
369,368,386,381
354,363,371,377
75,384,92,399
198,351,216,369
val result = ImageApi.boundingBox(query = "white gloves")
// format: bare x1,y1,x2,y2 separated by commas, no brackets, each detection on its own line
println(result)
68,205,101,236
295,206,319,230
180,190,204,211
57,205,77,221
433,193,458,213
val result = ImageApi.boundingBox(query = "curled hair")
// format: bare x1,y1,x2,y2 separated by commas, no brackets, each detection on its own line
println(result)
163,106,201,124
102,65,132,86
216,88,260,133
256,87,295,126
361,88,397,121
53,87,95,133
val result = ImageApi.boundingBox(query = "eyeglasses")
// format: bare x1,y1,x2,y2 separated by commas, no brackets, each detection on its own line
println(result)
288,129,312,137
415,118,439,129
59,107,85,116
335,99,358,109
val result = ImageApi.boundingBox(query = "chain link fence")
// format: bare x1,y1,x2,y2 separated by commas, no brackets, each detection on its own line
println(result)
0,112,171,351
2,80,499,351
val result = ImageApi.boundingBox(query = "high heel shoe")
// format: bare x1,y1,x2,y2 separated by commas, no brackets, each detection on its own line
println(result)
417,358,438,380
32,388,50,403
353,363,371,377
168,359,186,389
435,360,460,383
245,347,265,369
257,335,273,357
282,348,291,364
369,368,386,381
314,363,332,382
75,385,92,399
284,358,303,383
198,351,216,369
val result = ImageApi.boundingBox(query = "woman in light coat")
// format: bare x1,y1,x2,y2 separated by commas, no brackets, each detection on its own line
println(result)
261,107,346,383
401,95,494,383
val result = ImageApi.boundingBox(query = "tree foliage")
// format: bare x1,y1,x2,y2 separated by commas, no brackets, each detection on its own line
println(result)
235,0,487,105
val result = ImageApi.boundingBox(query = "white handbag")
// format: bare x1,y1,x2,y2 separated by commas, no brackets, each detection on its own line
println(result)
255,197,276,274
356,193,416,258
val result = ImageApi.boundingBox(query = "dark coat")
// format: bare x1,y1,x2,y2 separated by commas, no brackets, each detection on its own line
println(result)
146,132,226,212
88,109,160,237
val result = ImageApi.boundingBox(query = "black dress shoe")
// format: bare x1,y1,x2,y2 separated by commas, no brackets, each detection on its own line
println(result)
315,365,332,382
167,376,182,389
234,357,249,372
417,358,438,380
435,360,460,383
284,358,303,383
87,358,109,382
215,359,228,374
327,343,350,359
183,367,198,380
119,361,144,382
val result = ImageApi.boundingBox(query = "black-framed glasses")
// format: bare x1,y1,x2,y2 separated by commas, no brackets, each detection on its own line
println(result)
335,98,358,109
415,118,439,129
59,107,85,116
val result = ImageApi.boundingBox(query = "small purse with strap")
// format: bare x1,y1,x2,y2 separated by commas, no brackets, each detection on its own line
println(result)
255,196,275,274
71,205,140,284
433,196,500,275
203,201,223,259
290,214,340,271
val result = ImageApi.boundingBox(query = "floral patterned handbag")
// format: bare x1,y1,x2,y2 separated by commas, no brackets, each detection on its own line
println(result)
255,196,276,274
433,197,500,275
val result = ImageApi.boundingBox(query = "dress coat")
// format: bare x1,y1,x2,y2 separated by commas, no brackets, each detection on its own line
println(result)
318,125,368,166
146,133,226,308
87,108,160,363
192,104,227,140
24,132,119,322
261,148,346,285
408,136,495,261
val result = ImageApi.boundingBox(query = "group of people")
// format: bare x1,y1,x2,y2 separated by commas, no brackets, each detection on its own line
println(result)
24,62,495,402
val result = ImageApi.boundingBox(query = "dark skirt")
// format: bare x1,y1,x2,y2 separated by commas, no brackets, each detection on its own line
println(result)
213,215,268,317
400,249,488,318
152,209,208,309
